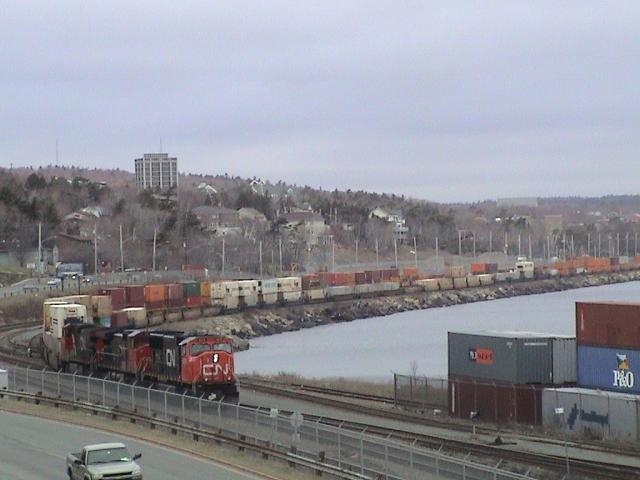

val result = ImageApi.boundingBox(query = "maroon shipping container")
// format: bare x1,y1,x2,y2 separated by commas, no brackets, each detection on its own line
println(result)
185,296,203,308
448,375,543,426
576,302,640,349
365,270,382,283
164,283,184,308
302,274,321,290
100,288,126,311
485,263,498,274
111,310,129,328
355,272,367,285
125,285,145,307
609,257,620,266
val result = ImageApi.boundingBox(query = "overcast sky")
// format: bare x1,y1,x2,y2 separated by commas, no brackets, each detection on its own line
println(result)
1,2,639,202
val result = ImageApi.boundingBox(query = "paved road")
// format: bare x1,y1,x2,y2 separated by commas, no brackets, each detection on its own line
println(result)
0,410,261,480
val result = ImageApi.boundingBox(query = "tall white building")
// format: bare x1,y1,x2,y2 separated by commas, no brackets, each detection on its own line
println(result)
134,153,179,190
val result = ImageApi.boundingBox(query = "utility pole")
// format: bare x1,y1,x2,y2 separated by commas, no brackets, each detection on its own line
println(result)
375,238,379,268
435,237,439,260
505,232,508,255
587,233,591,257
472,233,476,259
413,236,418,270
458,230,462,257
547,235,551,260
278,237,283,273
489,231,493,252
598,233,601,258
636,232,638,257
331,236,335,273
394,237,398,268
93,223,98,274
152,227,157,272
528,234,532,260
626,232,629,256
222,237,226,277
562,233,566,260
617,233,620,256
259,240,263,278
38,222,42,274
518,234,521,257
355,238,359,265
119,224,124,272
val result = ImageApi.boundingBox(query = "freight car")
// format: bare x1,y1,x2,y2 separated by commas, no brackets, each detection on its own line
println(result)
42,323,237,400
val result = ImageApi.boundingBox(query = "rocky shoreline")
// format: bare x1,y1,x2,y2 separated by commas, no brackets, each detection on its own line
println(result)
163,271,640,351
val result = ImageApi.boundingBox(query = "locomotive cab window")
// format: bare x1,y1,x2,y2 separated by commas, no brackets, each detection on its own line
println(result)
191,344,211,355
213,343,233,353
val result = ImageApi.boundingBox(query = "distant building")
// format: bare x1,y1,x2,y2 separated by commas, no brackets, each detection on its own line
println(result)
370,207,408,242
134,153,178,191
238,207,267,223
282,211,328,246
496,197,539,209
192,206,240,234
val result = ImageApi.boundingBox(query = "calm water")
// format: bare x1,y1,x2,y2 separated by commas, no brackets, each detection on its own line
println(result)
236,282,640,380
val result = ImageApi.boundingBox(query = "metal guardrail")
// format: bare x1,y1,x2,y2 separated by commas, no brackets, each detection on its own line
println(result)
4,366,536,480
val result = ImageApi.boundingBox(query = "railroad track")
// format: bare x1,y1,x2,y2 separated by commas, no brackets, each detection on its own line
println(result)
0,321,43,367
241,379,640,480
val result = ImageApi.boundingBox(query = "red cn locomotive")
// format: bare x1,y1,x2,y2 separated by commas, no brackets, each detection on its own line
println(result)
61,325,238,400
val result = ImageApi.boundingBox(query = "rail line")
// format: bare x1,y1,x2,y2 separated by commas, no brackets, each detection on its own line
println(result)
0,321,43,367
241,379,640,480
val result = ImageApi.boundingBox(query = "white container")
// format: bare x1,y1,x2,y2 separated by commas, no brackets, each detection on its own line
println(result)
415,278,439,292
50,304,87,338
278,276,302,293
0,369,7,390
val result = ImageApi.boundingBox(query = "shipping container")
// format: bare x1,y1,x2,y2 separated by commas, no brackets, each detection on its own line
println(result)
258,279,279,305
444,265,466,278
181,281,201,298
466,275,481,288
91,295,113,318
43,299,71,333
477,274,494,286
164,283,184,308
448,331,576,384
185,296,204,308
470,263,485,274
453,277,468,289
364,270,382,283
542,387,640,442
403,267,418,279
327,285,355,297
438,278,454,290
125,285,145,307
199,281,211,299
303,288,326,301
144,284,165,306
354,272,367,285
415,278,439,292
577,345,640,394
50,304,87,338
302,274,322,290
238,280,259,307
278,276,302,292
448,375,544,425
100,288,126,311
576,302,640,349
119,307,147,328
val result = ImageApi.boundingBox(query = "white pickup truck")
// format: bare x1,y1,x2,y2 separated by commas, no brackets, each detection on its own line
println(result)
67,442,143,480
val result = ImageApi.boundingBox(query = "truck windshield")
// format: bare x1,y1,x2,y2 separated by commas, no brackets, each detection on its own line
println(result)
87,447,132,464
213,343,232,353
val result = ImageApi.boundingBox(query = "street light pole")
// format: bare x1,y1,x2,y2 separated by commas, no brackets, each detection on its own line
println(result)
119,224,124,272
394,237,398,268
375,238,379,268
259,240,263,278
413,236,418,270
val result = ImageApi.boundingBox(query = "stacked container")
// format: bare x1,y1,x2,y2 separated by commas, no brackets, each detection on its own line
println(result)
99,288,126,311
164,283,184,308
448,331,576,425
144,284,166,310
576,302,640,394
181,281,202,307
125,285,145,307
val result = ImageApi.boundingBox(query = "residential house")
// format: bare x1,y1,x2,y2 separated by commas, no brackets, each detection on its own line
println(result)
282,211,328,246
370,207,408,242
238,207,267,223
192,206,242,236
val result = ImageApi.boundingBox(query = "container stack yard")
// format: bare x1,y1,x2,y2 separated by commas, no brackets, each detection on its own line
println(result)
447,331,576,425
542,302,640,442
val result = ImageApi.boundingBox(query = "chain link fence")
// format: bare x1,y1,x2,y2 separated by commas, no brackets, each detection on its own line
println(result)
5,366,536,480
394,374,448,410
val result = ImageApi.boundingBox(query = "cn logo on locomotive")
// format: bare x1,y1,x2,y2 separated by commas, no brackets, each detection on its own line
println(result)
166,349,176,367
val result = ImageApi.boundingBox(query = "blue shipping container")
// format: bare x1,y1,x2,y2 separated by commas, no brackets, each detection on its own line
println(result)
577,345,640,394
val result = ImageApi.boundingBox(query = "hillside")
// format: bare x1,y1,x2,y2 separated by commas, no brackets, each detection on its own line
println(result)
1,165,639,275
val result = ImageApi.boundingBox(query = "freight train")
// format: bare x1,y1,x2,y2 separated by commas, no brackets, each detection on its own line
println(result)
41,255,636,391
42,305,237,399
